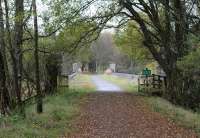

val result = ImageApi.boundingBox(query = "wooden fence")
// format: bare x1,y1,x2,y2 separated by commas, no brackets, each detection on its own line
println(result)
58,75,69,87
57,73,77,87
138,74,167,94
22,73,77,105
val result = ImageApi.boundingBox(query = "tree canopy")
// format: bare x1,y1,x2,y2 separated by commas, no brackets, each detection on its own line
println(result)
114,21,151,63
0,0,200,115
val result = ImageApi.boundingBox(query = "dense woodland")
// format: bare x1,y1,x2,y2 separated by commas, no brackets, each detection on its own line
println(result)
0,0,200,117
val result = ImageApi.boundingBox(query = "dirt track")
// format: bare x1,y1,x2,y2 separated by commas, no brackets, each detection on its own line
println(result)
68,93,197,138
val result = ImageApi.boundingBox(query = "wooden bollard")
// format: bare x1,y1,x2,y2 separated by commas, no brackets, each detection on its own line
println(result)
138,78,140,92
152,74,156,88
66,75,69,88
158,75,161,89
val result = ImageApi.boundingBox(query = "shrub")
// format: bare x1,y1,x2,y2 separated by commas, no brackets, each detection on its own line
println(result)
177,48,200,110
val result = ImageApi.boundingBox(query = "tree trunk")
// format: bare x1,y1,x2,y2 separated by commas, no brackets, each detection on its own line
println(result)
45,55,59,94
13,0,24,114
174,0,187,57
0,54,8,115
0,0,10,115
0,0,10,91
33,0,43,113
4,0,18,108
164,68,181,102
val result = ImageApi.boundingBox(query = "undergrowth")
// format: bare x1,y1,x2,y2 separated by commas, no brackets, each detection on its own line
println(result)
0,88,89,138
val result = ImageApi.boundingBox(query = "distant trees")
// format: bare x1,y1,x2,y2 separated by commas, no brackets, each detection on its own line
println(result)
55,21,99,73
114,22,152,73
91,32,116,72
68,0,200,108
90,32,140,73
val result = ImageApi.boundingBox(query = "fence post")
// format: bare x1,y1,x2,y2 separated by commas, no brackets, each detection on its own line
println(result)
138,77,140,92
66,75,69,88
57,75,60,88
145,75,148,92
158,75,161,89
152,74,155,88
164,76,167,90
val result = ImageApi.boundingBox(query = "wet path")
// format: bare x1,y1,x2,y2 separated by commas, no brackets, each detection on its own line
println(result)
92,75,122,92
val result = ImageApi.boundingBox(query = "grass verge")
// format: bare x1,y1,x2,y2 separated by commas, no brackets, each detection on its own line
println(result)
101,74,138,92
145,97,200,136
0,88,90,138
70,73,96,91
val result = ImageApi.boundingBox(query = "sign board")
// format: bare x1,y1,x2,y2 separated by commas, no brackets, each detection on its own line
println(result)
142,68,151,77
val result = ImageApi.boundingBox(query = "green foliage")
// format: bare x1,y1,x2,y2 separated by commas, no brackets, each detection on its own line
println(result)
178,48,200,75
176,40,200,109
41,0,82,33
0,88,89,138
55,21,98,64
75,47,93,63
39,38,56,52
56,21,97,52
114,21,151,63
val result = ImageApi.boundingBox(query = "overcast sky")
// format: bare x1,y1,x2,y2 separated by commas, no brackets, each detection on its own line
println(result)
37,0,48,13
37,0,48,27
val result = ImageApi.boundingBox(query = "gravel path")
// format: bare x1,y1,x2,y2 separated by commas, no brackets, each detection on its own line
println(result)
68,93,197,138
92,75,122,92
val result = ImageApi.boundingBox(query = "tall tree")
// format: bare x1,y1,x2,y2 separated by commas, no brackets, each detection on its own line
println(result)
13,0,24,113
0,0,10,115
3,0,20,108
116,0,193,101
33,0,43,113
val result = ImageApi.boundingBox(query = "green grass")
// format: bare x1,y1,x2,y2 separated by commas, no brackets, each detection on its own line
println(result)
0,88,90,138
145,97,200,136
101,74,138,92
69,74,96,91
